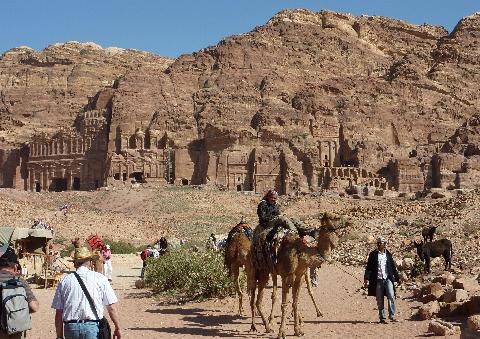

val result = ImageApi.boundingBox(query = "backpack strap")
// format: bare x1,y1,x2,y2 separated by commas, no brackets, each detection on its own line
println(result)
73,272,100,321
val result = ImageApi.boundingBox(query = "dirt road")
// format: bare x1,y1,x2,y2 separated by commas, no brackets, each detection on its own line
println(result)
27,254,456,338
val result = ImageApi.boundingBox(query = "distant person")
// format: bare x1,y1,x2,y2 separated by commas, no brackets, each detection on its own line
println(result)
31,218,40,229
102,245,113,282
158,237,168,255
364,237,401,323
140,246,152,278
60,204,69,217
151,246,160,259
52,246,121,339
0,245,39,339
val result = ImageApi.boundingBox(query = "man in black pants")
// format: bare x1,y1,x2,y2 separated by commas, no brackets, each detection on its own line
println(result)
364,237,401,323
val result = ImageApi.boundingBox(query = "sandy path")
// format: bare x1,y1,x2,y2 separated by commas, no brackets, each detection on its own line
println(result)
28,255,456,338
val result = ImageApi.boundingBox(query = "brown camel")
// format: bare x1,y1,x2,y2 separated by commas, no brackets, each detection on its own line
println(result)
224,228,254,315
249,213,349,338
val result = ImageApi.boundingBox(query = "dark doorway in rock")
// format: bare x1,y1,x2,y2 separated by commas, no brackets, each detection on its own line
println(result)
95,180,99,189
122,173,127,181
236,184,242,192
51,178,67,192
130,172,145,183
181,178,189,186
113,173,120,180
73,177,80,190
35,182,41,192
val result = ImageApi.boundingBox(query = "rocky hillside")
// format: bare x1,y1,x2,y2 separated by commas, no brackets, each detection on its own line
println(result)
1,9,480,172
0,42,172,146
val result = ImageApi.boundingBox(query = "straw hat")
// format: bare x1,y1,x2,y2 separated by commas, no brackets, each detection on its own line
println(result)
70,247,99,262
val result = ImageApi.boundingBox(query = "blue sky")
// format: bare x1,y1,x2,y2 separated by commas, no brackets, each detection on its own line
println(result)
1,1,479,58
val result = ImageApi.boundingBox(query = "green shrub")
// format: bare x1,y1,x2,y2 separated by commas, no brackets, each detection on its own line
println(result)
410,257,425,278
144,248,243,300
60,244,75,257
104,239,137,254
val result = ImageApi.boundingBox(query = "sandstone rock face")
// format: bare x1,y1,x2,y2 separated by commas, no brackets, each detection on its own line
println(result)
422,282,445,302
433,273,456,285
401,257,414,270
3,10,480,194
418,300,440,320
438,301,466,317
442,289,469,303
467,315,480,331
453,278,480,292
0,42,172,146
428,320,460,336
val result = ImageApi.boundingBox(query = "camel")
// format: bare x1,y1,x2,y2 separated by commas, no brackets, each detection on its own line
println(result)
249,213,349,338
224,229,254,315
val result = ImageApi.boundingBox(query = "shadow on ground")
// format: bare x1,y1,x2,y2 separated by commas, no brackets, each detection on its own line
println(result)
130,307,253,337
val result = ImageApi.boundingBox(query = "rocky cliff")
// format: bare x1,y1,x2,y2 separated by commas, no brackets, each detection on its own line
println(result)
2,9,480,193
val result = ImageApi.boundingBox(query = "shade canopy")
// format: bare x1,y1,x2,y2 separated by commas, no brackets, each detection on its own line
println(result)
0,227,53,245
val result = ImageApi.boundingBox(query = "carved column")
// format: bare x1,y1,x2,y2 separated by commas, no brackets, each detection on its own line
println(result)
318,141,322,167
42,168,48,191
29,168,34,191
328,141,333,167
67,170,72,190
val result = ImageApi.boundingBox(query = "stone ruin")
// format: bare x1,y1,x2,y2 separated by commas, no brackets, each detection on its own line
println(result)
2,90,480,197
2,10,480,196
1,84,480,196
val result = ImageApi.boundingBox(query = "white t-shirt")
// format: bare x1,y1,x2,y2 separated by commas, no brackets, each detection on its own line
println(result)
377,251,388,280
51,266,118,321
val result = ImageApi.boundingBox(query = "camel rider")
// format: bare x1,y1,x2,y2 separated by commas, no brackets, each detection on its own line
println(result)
258,190,316,237
257,190,281,228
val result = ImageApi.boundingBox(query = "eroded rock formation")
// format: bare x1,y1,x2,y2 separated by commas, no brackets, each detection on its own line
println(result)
2,10,480,194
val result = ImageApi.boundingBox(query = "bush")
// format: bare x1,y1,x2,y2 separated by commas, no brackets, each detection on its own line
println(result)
60,244,75,257
104,239,137,254
410,257,425,278
144,248,242,300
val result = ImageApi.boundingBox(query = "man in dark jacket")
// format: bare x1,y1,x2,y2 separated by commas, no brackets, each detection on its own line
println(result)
257,190,281,228
364,237,401,323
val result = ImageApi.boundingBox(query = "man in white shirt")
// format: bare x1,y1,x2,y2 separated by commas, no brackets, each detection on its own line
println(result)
52,247,121,339
363,237,401,323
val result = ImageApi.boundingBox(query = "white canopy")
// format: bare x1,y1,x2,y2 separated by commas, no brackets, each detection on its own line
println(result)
0,227,53,246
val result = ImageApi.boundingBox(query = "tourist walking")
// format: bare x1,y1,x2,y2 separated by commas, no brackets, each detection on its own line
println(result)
102,244,113,282
52,246,121,339
0,245,39,339
363,237,401,323
140,245,152,278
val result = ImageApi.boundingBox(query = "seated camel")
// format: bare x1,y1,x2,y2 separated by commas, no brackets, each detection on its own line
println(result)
249,213,350,338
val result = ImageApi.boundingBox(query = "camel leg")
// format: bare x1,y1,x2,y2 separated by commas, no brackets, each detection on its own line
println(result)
249,278,257,332
278,276,292,339
293,274,304,336
304,272,323,317
268,273,278,328
256,272,272,333
233,265,243,315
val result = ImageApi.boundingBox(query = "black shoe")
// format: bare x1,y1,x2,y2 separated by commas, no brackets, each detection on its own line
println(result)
389,318,398,322
379,319,387,324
